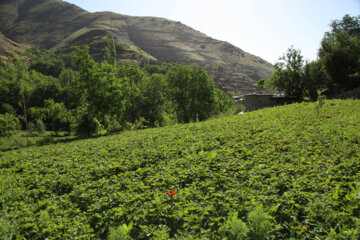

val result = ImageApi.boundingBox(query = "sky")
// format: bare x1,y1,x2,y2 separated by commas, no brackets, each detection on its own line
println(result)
64,0,360,64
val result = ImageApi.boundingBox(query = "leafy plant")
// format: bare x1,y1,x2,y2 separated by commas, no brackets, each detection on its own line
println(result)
315,90,327,114
0,99,359,239
247,205,273,240
108,223,133,240
226,212,249,240
151,227,170,240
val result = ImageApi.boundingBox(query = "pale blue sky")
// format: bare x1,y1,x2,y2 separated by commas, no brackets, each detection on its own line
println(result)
64,0,360,64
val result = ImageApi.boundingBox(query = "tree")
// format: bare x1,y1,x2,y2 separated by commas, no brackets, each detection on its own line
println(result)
29,99,72,133
0,113,20,137
253,79,266,89
166,65,215,123
138,73,167,126
266,47,305,100
303,60,329,101
116,62,144,123
73,47,130,136
104,32,116,65
13,59,35,145
213,88,235,114
319,14,360,94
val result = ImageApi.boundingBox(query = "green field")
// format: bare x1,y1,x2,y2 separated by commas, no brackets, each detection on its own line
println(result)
1,99,359,239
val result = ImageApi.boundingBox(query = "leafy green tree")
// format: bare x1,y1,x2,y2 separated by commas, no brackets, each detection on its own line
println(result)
104,32,116,65
15,59,35,144
73,47,130,136
303,60,329,101
144,64,166,75
27,48,65,78
319,14,360,94
29,70,62,108
138,73,167,126
114,63,143,123
29,99,72,133
253,79,266,89
29,59,64,77
266,47,305,100
166,65,216,123
58,68,76,87
45,99,71,132
0,113,20,137
0,103,16,115
214,88,235,114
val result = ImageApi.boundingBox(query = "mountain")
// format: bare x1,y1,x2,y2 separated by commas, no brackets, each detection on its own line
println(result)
0,0,273,94
0,33,30,55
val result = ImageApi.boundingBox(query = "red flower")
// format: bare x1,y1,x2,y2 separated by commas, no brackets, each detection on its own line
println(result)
273,142,280,146
166,189,178,196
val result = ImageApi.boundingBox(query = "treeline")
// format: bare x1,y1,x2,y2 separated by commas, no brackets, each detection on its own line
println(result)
259,14,360,101
0,43,234,138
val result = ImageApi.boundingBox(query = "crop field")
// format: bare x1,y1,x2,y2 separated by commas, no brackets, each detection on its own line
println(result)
1,99,359,239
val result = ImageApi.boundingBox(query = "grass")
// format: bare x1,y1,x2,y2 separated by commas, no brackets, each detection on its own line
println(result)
0,99,359,239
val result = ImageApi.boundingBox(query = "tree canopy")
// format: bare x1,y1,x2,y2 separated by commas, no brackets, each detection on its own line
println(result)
0,40,235,138
319,14,360,93
265,14,360,100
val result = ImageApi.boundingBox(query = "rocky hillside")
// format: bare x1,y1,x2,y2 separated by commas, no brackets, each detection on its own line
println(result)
0,33,30,56
0,0,273,94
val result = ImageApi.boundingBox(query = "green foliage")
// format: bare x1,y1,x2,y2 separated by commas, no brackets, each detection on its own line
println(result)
0,103,16,115
221,206,272,240
29,99,72,132
29,59,64,77
214,88,236,115
144,64,166,75
0,100,359,239
266,47,304,100
115,44,128,53
58,68,76,87
0,217,22,240
319,14,360,93
247,205,273,239
0,113,20,137
303,60,329,101
138,73,167,126
315,90,327,114
253,79,266,89
104,32,116,65
27,48,64,77
72,99,103,137
151,227,170,240
223,212,249,240
108,223,133,240
1,44,236,139
217,65,224,72
166,65,216,123
73,47,129,135
35,119,46,135
265,15,359,100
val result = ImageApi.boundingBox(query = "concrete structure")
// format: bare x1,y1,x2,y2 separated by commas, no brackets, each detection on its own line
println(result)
242,94,297,111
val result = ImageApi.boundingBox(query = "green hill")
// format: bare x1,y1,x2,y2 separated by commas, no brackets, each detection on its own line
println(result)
1,99,359,239
0,0,273,95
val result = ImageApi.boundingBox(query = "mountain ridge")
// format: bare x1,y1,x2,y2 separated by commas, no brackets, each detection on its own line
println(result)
0,0,273,94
